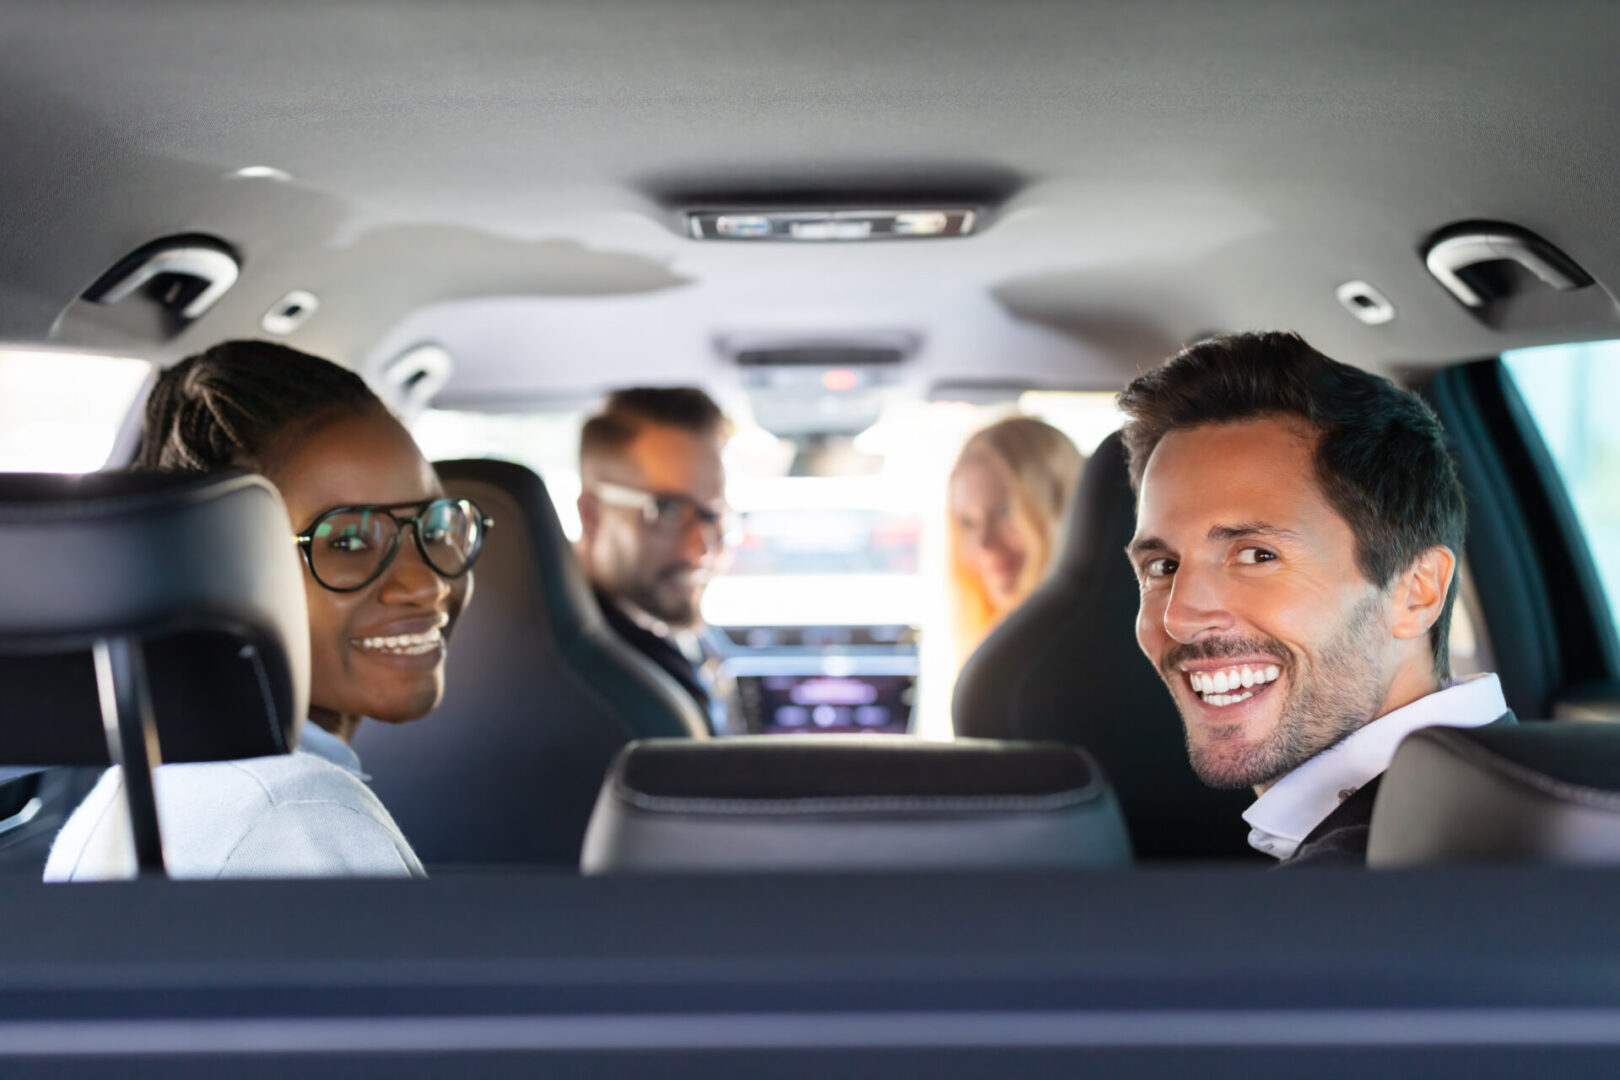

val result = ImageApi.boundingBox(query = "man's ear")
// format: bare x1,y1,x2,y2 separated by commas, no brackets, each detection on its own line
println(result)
577,491,600,544
1391,544,1457,642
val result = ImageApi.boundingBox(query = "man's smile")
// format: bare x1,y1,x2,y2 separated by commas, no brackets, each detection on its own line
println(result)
1184,662,1282,707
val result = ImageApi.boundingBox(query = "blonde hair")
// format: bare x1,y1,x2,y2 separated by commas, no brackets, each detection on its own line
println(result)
947,417,1084,664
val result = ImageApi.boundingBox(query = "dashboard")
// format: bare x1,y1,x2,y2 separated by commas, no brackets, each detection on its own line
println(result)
708,624,918,736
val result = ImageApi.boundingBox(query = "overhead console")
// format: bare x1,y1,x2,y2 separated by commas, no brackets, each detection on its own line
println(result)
639,161,1024,243
723,332,917,440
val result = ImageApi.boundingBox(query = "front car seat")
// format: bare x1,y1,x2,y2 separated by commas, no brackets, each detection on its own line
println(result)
952,431,1256,860
582,735,1131,873
354,458,708,868
0,470,309,876
1370,722,1620,866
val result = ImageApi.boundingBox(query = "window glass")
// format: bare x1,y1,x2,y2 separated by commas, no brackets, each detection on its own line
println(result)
0,349,150,472
1502,340,1620,640
411,408,585,535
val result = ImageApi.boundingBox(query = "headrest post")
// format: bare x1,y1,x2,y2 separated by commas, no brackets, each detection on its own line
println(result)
92,639,167,877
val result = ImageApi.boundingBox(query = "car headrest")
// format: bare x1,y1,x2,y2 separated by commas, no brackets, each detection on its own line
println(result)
951,430,1257,860
429,457,707,736
1369,723,1620,866
0,470,308,765
1053,423,1134,579
581,736,1132,873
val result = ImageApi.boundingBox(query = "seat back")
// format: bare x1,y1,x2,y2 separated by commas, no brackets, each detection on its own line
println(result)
582,735,1131,873
0,470,309,874
1370,722,1620,866
951,431,1256,860
354,459,708,868
0,470,308,764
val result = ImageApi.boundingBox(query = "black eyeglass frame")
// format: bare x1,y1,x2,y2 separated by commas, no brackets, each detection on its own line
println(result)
292,497,494,593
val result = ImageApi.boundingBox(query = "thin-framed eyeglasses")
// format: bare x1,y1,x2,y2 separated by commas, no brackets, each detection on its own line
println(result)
293,497,493,593
591,481,740,545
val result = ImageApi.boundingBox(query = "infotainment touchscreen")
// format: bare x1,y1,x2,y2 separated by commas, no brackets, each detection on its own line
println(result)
740,674,914,735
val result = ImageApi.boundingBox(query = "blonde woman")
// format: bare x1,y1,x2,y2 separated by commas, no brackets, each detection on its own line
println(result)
947,417,1084,666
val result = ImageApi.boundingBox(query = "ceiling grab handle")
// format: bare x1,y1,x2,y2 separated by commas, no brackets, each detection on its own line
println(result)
85,237,241,320
1423,224,1593,308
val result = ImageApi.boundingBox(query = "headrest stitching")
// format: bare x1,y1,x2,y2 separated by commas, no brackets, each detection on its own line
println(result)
614,788,1101,817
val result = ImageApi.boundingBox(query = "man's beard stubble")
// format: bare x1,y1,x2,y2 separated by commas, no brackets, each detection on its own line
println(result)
1165,595,1390,790
627,564,702,630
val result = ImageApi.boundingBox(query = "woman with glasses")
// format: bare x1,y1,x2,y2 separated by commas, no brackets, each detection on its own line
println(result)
46,341,489,880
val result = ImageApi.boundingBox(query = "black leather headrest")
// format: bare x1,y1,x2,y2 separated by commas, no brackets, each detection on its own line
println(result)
581,736,1132,873
1369,723,1620,866
0,470,308,764
1053,425,1133,579
436,459,601,645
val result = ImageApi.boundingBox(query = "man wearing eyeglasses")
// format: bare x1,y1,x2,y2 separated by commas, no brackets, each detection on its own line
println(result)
577,387,734,733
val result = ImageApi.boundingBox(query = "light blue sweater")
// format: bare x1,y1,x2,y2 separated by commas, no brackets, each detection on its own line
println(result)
43,724,425,880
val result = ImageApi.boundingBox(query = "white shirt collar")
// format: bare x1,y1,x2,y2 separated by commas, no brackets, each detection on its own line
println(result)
1242,673,1508,860
296,721,368,780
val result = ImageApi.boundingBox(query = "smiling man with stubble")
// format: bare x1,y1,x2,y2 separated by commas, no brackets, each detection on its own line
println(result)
1118,331,1513,866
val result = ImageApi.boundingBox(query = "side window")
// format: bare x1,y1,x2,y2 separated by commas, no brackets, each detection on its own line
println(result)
1447,560,1493,680
0,349,151,473
1502,340,1620,642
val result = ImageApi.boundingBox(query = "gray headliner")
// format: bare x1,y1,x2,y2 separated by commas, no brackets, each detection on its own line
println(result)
2,0,1619,398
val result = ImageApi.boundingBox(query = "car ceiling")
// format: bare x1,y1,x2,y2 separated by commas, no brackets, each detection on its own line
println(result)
2,0,1619,405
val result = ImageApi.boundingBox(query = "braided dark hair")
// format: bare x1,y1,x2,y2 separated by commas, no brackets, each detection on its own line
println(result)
136,340,385,475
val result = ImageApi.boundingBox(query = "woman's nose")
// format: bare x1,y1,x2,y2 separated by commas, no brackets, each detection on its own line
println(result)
381,541,452,607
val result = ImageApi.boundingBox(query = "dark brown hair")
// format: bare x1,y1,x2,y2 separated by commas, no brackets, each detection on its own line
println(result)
1117,331,1466,674
579,386,729,467
136,340,385,475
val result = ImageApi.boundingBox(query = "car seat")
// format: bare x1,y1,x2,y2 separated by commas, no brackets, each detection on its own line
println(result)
353,458,709,868
951,431,1257,860
0,470,308,876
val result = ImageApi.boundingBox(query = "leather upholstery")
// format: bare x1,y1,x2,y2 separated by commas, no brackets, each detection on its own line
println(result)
582,735,1132,873
0,469,308,764
354,459,708,867
1370,722,1620,866
951,432,1256,859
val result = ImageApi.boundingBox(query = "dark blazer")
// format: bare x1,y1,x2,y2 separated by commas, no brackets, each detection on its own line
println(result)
593,588,714,725
1280,711,1518,868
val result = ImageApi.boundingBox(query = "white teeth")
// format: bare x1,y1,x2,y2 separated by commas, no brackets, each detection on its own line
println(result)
1187,663,1281,704
353,628,443,654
